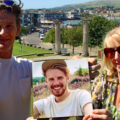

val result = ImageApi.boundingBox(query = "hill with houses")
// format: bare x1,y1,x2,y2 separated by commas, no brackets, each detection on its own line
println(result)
51,0,120,10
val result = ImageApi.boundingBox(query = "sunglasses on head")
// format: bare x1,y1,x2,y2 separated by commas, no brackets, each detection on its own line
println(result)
104,46,120,58
0,0,15,6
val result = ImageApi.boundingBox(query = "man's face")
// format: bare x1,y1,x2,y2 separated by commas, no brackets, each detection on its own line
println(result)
0,10,20,56
46,69,68,97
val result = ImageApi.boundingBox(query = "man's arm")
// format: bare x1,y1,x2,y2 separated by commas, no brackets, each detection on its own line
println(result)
33,105,40,119
83,103,93,115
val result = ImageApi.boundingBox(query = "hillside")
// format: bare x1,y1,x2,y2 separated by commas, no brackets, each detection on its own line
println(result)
51,0,120,10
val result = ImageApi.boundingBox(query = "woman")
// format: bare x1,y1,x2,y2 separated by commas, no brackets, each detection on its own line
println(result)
88,27,120,120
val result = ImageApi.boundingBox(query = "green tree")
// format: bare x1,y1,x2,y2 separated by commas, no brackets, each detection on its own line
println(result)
43,28,55,43
68,26,83,54
74,68,89,76
63,25,83,54
20,25,30,36
17,25,30,44
88,16,119,47
43,26,83,53
89,16,108,47
61,28,69,44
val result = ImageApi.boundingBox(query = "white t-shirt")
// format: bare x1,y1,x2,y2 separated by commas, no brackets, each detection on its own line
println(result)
34,89,92,118
0,57,32,120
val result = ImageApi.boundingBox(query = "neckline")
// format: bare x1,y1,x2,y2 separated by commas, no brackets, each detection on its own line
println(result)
0,57,12,63
54,90,71,104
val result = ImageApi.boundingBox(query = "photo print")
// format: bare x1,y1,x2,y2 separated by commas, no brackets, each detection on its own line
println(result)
32,59,92,120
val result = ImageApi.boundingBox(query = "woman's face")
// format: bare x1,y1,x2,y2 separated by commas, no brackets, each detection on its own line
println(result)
106,38,120,73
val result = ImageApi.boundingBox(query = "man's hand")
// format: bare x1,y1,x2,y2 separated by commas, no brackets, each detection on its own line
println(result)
26,117,36,120
88,58,101,80
26,105,40,120
83,114,92,120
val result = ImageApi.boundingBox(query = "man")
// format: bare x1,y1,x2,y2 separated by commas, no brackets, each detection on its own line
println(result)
33,60,93,118
0,0,101,120
0,0,32,120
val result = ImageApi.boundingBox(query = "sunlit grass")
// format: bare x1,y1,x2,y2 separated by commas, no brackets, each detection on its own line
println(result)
13,40,55,59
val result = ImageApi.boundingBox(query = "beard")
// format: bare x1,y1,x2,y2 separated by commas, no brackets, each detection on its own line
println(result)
50,84,67,97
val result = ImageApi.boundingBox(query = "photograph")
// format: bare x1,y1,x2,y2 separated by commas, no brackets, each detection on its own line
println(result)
32,59,92,120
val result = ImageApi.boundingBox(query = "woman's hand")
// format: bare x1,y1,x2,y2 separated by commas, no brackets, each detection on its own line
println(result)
83,109,112,120
91,109,112,120
88,58,101,80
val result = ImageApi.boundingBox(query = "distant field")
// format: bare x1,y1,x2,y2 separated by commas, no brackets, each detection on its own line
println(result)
13,41,55,58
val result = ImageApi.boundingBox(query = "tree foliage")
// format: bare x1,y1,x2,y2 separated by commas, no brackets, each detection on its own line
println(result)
16,25,30,43
67,26,83,47
43,25,83,53
20,25,30,36
65,26,83,53
74,68,89,76
43,28,55,43
88,16,119,47
43,17,119,49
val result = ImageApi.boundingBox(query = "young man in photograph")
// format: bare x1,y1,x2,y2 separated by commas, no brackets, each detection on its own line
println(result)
33,60,93,118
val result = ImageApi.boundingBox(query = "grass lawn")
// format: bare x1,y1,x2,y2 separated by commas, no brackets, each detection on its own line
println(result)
30,88,33,116
13,41,55,59
13,41,75,59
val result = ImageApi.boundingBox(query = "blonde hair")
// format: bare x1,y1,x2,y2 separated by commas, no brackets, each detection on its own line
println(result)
102,27,120,77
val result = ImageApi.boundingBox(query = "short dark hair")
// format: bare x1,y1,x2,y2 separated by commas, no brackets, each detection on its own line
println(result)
0,0,23,25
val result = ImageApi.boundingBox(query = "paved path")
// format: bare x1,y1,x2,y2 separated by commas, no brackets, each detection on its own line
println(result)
22,32,83,54
22,32,55,50
22,32,41,47
21,32,99,57
28,55,91,62
29,55,73,62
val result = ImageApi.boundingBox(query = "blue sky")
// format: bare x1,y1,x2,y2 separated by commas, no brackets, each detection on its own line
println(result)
21,0,94,9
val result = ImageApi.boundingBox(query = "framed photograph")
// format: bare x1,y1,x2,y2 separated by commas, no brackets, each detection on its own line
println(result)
32,59,92,120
